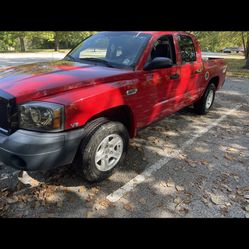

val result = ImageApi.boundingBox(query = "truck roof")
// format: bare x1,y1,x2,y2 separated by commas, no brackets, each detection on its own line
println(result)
141,31,188,36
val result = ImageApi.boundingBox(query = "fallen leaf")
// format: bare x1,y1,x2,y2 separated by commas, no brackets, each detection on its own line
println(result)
201,160,209,165
78,186,86,193
228,194,236,200
6,196,18,204
202,198,208,204
225,202,231,207
123,203,134,211
245,205,249,212
91,187,99,194
226,147,238,153
138,198,147,205
178,207,189,214
156,202,164,208
63,188,70,194
166,179,175,187
185,192,193,197
234,176,240,182
85,195,93,202
174,197,181,205
176,185,185,192
160,181,167,188
221,184,232,192
98,199,110,208
30,179,40,186
224,154,236,161
211,195,224,205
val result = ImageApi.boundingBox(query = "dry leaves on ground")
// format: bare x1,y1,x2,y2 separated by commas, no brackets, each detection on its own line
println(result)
176,185,185,192
224,154,237,161
210,195,224,206
123,203,134,212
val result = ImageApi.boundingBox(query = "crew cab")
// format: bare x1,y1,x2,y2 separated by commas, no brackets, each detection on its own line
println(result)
0,31,227,182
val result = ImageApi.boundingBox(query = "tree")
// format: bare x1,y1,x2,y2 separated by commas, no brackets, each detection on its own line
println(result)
0,32,16,51
244,34,249,69
52,31,96,51
193,32,245,52
54,32,59,51
241,32,246,57
10,32,33,52
5,32,51,52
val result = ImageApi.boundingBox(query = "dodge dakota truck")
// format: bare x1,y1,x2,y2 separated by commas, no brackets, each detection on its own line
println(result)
0,31,227,182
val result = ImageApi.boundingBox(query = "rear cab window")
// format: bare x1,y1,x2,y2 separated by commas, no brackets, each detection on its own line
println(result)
177,35,197,64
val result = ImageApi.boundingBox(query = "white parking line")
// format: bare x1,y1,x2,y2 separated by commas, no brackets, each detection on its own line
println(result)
106,104,242,203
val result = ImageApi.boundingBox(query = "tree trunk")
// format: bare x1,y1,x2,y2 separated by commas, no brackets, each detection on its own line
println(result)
19,37,26,52
244,34,249,69
246,34,249,59
245,56,249,69
241,32,246,58
54,32,59,51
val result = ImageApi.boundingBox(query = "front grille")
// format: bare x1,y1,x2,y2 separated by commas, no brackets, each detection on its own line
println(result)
0,90,18,135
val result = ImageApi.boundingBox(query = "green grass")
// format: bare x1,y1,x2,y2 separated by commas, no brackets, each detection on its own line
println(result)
225,58,249,79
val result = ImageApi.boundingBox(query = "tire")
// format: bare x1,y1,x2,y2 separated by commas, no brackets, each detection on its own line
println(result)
194,83,216,115
74,118,129,182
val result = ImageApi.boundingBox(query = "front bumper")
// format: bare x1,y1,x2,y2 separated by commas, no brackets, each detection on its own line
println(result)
0,128,84,171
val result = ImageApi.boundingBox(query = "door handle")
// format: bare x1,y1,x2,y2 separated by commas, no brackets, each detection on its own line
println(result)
126,88,138,96
170,73,180,80
195,69,203,74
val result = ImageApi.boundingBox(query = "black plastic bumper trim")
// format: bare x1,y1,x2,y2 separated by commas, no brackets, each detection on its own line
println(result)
0,128,85,171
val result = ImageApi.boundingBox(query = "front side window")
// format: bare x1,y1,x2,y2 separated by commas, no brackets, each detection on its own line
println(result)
147,35,176,64
65,32,152,69
177,35,196,63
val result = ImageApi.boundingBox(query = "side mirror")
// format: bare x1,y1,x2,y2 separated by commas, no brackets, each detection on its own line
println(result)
144,57,173,71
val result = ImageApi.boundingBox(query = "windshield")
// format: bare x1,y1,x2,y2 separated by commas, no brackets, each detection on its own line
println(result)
65,32,152,69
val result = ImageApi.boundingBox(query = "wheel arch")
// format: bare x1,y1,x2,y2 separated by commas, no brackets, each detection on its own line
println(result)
87,105,137,138
208,76,220,89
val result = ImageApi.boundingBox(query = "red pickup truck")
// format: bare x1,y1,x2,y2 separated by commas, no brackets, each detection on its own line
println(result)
0,31,227,182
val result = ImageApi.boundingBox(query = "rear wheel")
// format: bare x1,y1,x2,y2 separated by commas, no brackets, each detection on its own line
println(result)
75,118,129,182
194,83,216,115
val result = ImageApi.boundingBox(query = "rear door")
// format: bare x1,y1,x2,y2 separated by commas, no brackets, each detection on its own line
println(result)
176,34,204,105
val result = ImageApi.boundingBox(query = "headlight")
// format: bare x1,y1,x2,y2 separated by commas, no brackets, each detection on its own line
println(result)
19,102,64,132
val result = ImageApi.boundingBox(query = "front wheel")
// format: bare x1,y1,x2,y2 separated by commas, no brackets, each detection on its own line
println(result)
75,119,129,182
194,83,216,115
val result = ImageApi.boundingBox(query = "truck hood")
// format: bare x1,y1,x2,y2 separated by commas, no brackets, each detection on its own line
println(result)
0,60,131,103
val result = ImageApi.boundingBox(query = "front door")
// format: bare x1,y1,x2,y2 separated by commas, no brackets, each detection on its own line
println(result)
145,35,184,120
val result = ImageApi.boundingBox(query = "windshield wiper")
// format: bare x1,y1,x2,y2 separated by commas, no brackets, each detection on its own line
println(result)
79,58,114,68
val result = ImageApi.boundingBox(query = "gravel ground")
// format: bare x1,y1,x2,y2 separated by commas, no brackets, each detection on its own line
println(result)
0,55,249,218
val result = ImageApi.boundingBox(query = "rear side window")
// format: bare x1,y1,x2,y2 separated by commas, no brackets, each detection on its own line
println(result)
177,35,196,63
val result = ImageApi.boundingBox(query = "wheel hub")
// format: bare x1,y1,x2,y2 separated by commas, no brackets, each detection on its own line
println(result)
206,89,214,109
95,134,124,172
